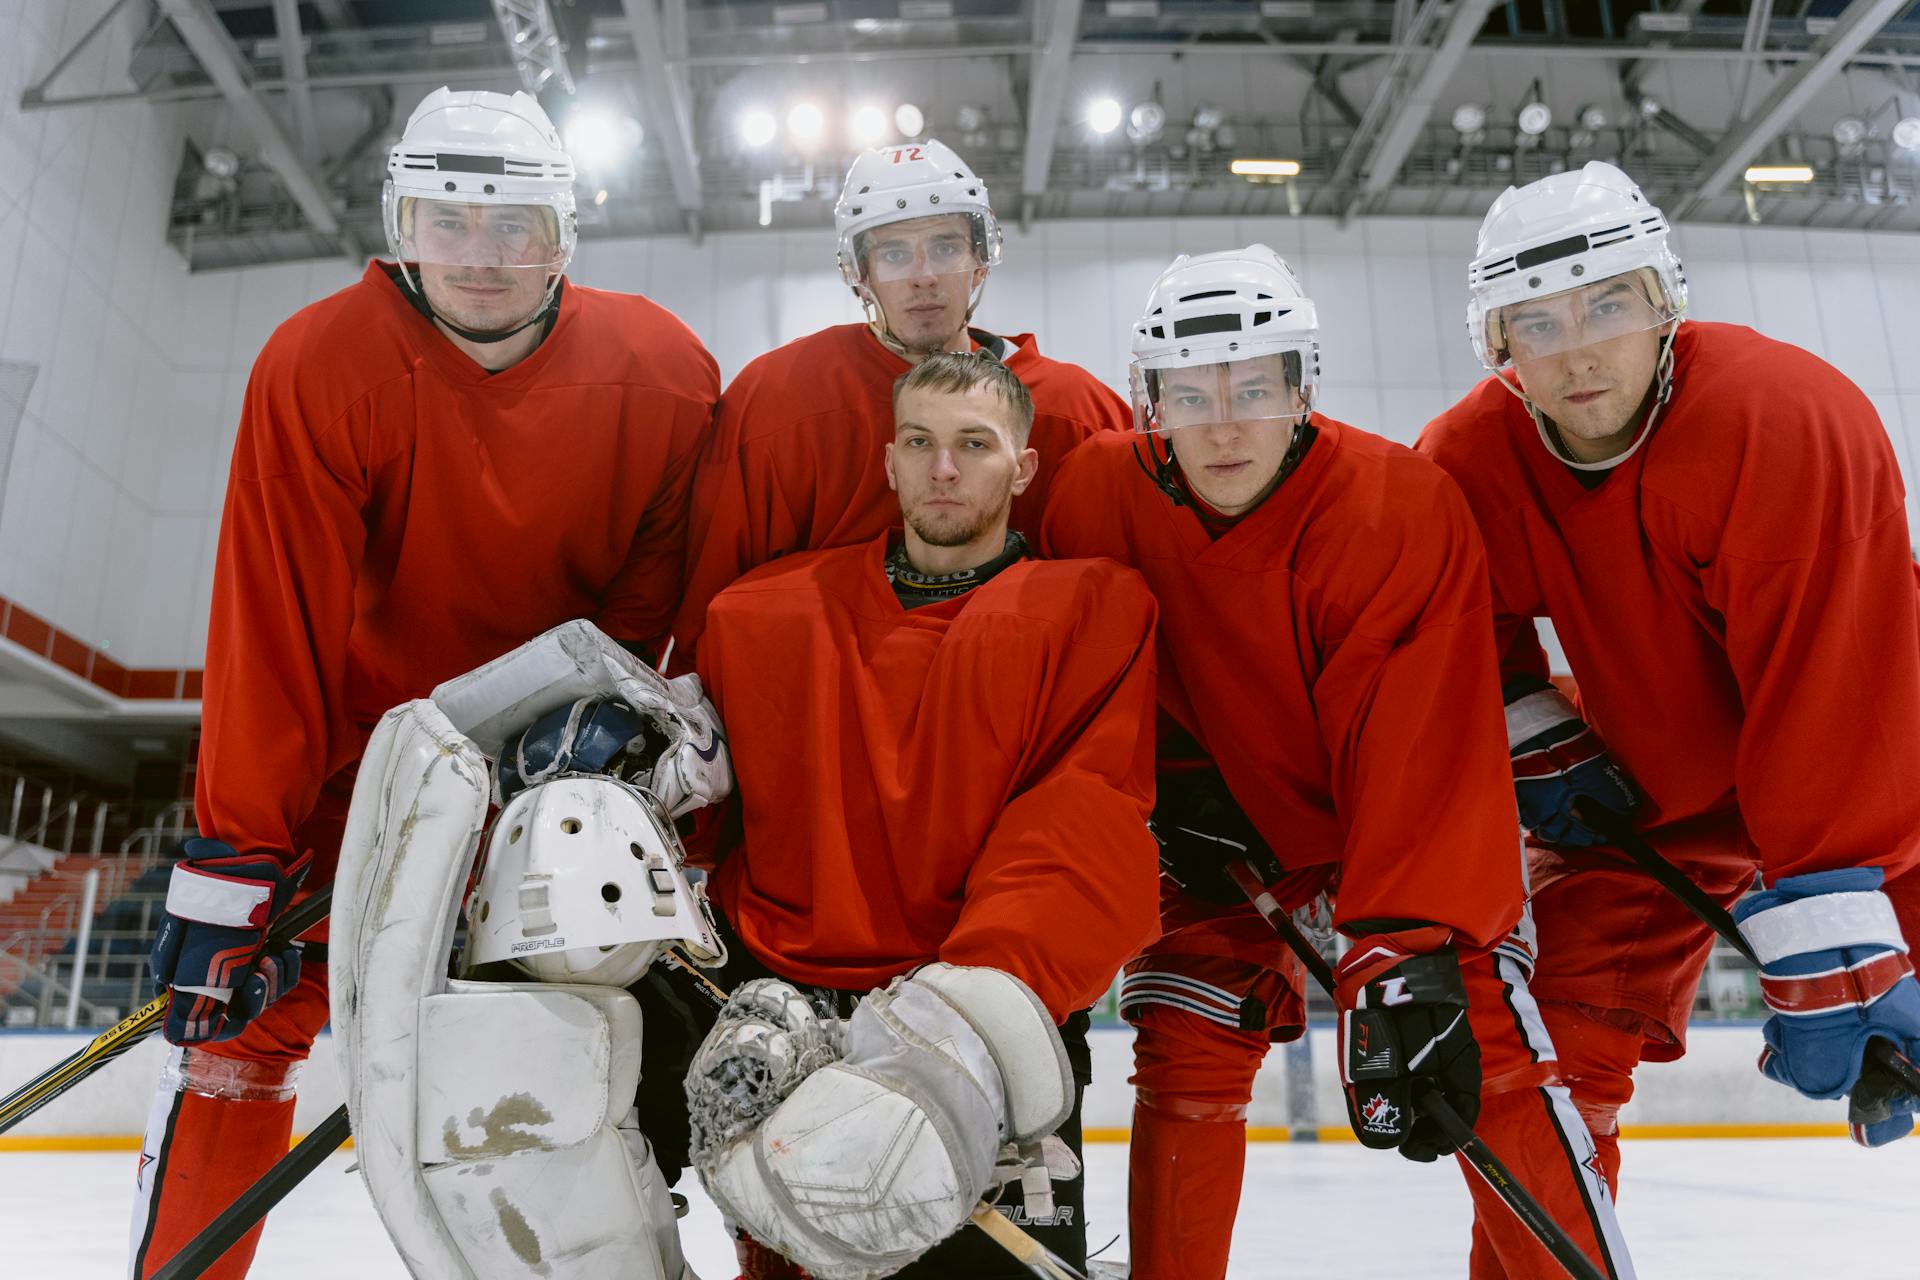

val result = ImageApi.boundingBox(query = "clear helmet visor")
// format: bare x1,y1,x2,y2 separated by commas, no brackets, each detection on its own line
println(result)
1130,351,1313,435
392,194,567,270
855,215,990,284
1487,271,1676,369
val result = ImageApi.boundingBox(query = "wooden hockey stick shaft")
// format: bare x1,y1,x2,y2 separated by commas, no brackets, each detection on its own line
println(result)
0,886,333,1136
1223,861,1609,1280
1572,804,1920,1097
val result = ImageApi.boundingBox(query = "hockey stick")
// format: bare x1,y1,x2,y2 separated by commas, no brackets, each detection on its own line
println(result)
149,1102,352,1280
0,885,333,1135
1570,804,1920,1097
657,949,1090,1280
1223,862,1609,1280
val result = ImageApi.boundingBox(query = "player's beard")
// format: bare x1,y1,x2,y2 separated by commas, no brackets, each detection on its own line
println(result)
905,485,1012,549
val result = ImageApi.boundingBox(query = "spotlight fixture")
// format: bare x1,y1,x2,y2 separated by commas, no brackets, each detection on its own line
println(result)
202,145,241,179
1895,116,1920,151
1579,105,1608,133
1230,158,1300,180
1744,163,1815,184
1516,81,1551,137
1832,116,1868,150
956,103,988,134
1088,97,1123,135
739,109,778,148
1450,103,1487,135
787,102,825,143
1637,95,1661,119
564,110,642,171
1128,102,1166,145
1192,104,1224,132
851,104,890,146
894,103,925,138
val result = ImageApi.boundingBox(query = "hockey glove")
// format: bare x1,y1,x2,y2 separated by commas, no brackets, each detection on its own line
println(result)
686,966,1072,1280
496,681,730,819
1150,768,1285,905
1334,940,1480,1162
1503,675,1641,849
150,839,310,1045
1733,867,1920,1147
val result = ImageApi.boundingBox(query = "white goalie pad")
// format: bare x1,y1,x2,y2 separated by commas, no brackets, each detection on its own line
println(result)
330,699,698,1280
430,618,731,817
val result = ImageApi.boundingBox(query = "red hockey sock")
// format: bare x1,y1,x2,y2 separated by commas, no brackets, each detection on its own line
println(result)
132,1084,299,1279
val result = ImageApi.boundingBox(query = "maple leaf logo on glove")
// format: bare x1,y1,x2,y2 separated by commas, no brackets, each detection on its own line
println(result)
1359,1094,1401,1133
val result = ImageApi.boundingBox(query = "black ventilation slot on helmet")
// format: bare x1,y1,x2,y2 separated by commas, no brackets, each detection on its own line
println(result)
1585,221,1636,248
1514,234,1590,270
1253,311,1270,326
1173,313,1242,337
436,153,508,175
1178,289,1237,302
1478,258,1518,281
1150,325,1166,338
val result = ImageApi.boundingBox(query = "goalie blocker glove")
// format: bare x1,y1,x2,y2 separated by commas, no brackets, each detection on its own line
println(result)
1733,867,1920,1147
1502,674,1641,849
1334,936,1480,1162
150,838,311,1044
1149,767,1285,905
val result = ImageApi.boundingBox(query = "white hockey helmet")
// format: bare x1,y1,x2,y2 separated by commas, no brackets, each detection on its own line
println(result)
833,139,1002,290
383,87,578,274
1128,244,1320,435
466,775,721,988
1466,161,1685,370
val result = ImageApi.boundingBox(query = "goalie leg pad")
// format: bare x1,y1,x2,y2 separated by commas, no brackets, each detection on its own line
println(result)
331,700,692,1280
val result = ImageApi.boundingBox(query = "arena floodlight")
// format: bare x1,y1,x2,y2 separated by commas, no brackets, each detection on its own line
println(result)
1192,104,1224,132
1894,117,1920,151
564,110,642,171
956,103,988,134
1450,103,1487,136
202,145,241,179
1517,101,1553,137
739,109,778,148
1744,164,1815,184
895,103,926,137
1128,101,1166,144
1832,116,1868,149
1578,105,1608,133
1230,158,1301,178
851,104,890,146
1088,97,1123,135
787,102,825,143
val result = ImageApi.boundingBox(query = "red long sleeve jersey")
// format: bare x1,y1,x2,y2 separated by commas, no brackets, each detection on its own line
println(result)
198,263,719,868
673,323,1128,657
696,533,1161,1019
1041,422,1525,959
1418,321,1920,885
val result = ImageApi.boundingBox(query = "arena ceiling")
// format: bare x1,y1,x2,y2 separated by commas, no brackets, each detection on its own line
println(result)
19,0,1920,268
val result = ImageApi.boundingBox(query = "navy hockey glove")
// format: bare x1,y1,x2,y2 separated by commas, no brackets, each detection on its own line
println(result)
1334,939,1480,1162
495,696,660,803
150,840,310,1045
1502,675,1641,849
1149,768,1284,906
1733,867,1920,1147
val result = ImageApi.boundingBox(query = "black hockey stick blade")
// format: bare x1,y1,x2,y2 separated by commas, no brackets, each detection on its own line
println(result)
0,885,333,1135
149,1103,352,1280
1224,861,1609,1280
1572,809,1920,1098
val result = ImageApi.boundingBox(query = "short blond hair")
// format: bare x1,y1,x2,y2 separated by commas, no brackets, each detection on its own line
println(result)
892,350,1035,445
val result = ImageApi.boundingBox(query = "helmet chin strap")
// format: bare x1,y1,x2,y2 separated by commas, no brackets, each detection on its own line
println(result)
398,260,562,345
859,273,990,361
1499,329,1678,472
1133,410,1315,512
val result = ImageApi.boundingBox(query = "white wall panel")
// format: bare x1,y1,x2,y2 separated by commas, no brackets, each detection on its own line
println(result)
127,513,203,665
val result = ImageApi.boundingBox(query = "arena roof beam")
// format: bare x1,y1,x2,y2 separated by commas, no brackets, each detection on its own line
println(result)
155,0,341,239
620,0,703,238
1347,0,1497,214
1021,0,1086,228
270,0,317,162
1684,0,1912,214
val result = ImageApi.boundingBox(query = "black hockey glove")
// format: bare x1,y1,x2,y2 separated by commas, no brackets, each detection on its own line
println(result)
1149,768,1284,906
1334,940,1480,1162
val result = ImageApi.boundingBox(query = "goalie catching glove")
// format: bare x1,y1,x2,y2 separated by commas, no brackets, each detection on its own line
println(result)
685,964,1074,1280
150,839,311,1044
1334,936,1480,1162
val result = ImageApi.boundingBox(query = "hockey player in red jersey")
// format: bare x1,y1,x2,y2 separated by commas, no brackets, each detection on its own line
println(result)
1418,162,1920,1177
1043,247,1634,1280
129,88,719,1279
673,138,1127,657
681,351,1160,1279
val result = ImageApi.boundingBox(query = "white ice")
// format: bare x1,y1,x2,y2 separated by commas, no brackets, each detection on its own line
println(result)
3,1138,1914,1278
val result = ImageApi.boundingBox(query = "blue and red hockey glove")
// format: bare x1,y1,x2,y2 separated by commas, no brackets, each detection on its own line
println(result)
1733,867,1920,1147
1334,937,1480,1162
149,839,311,1045
1503,675,1641,849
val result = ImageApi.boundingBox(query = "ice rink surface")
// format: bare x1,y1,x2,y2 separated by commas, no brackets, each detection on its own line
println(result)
4,1137,1915,1279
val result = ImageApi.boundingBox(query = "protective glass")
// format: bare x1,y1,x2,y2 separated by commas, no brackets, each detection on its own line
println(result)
1488,272,1675,368
857,217,986,284
393,195,566,270
1130,352,1310,435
